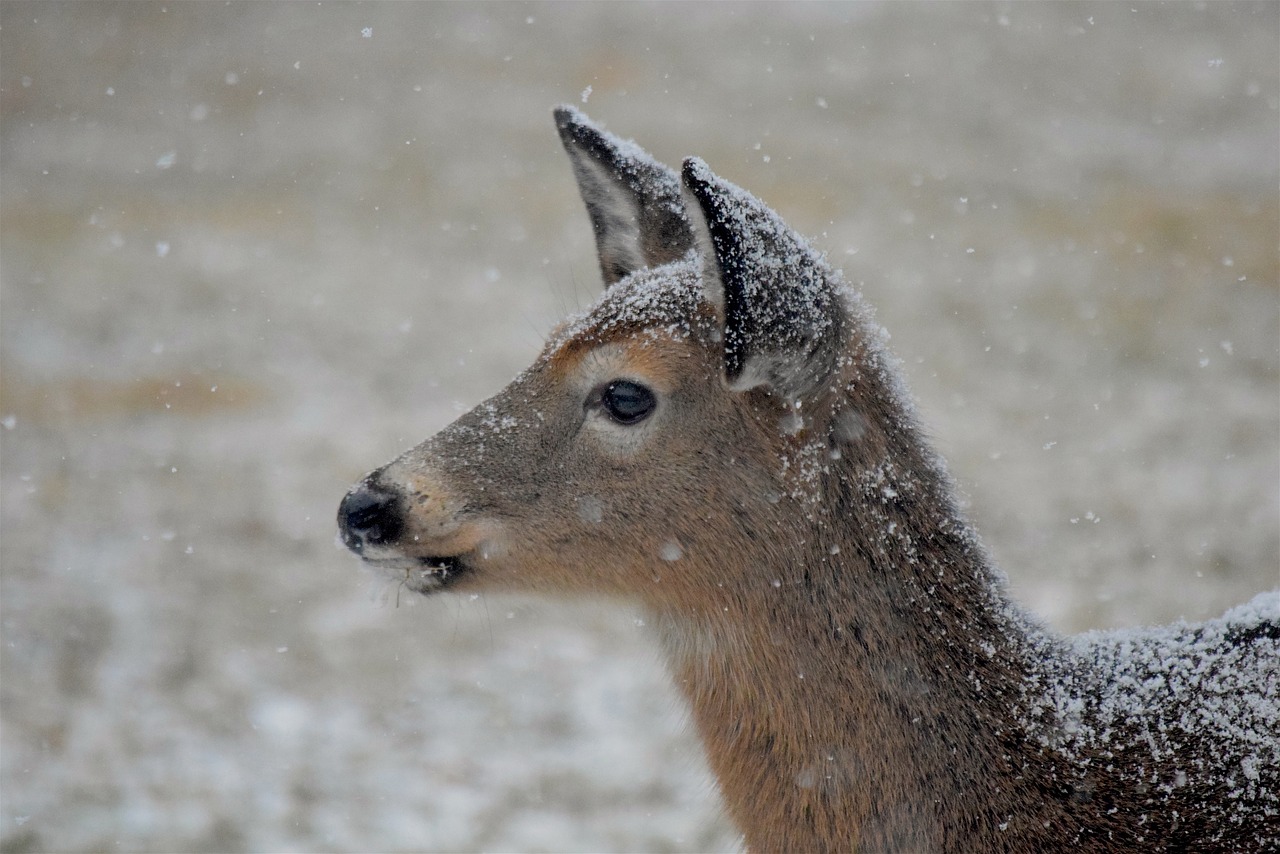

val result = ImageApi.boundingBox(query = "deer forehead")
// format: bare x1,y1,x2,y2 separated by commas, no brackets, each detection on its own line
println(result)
542,260,715,393
545,333,699,398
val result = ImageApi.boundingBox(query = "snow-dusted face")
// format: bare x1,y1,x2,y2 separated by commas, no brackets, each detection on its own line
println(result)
345,262,796,604
337,107,857,607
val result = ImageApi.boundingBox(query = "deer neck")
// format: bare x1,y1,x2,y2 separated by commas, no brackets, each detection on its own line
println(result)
655,410,1057,851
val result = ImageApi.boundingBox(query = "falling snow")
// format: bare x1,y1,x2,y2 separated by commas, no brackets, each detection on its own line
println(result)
2,5,1275,854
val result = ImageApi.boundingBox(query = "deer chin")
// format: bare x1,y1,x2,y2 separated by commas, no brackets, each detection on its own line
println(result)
357,520,502,595
359,553,469,595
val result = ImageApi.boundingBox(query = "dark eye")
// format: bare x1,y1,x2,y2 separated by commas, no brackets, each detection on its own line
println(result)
600,380,656,425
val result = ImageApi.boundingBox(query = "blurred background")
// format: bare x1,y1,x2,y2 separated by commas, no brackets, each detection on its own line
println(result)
1,3,1276,851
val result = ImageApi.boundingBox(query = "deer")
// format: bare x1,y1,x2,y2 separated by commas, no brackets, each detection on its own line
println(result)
338,107,1279,852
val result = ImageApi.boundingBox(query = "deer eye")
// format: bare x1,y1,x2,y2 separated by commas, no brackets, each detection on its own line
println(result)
600,380,656,425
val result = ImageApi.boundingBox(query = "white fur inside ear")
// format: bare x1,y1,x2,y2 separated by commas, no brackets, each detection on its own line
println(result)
681,185,725,314
573,154,646,276
724,358,770,392
724,351,813,395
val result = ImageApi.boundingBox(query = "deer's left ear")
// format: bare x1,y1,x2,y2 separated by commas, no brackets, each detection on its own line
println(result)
681,158,846,402
555,106,694,287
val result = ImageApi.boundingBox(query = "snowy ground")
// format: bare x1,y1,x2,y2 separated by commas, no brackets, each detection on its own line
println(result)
1,4,1276,852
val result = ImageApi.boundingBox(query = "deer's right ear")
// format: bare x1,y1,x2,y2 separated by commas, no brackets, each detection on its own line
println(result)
682,157,846,402
554,106,694,287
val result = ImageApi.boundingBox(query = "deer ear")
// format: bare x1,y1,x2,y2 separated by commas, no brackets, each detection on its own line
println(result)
681,157,845,401
554,106,694,287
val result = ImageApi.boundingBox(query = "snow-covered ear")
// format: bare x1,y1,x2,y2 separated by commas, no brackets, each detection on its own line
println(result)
681,157,846,401
554,106,693,287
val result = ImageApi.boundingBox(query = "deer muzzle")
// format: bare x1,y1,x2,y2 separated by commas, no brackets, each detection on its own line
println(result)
337,467,485,593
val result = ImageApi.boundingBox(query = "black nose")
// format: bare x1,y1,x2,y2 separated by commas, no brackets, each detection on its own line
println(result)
338,480,404,554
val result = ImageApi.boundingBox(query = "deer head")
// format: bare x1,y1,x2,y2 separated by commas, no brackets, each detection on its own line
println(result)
336,109,1280,854
337,106,890,616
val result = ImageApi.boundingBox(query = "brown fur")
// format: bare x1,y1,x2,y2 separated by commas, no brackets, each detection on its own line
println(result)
338,109,1279,852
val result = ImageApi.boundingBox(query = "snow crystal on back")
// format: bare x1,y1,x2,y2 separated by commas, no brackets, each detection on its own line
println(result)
1026,590,1279,843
